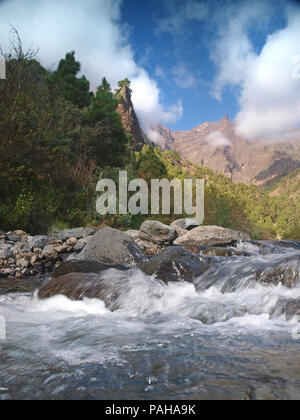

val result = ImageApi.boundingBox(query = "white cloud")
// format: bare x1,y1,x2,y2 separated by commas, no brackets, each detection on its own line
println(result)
205,131,231,147
0,0,182,141
131,68,183,141
172,64,197,89
156,0,208,35
211,0,300,140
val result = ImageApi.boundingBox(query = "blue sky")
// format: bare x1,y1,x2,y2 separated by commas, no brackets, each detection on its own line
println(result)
0,0,300,141
121,0,289,130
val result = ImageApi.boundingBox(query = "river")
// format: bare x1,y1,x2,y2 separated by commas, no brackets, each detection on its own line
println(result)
0,241,300,400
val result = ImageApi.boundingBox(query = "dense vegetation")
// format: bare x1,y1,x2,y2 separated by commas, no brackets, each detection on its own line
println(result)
0,34,299,239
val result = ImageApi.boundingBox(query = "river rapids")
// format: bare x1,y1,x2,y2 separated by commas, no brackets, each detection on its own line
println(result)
0,240,300,400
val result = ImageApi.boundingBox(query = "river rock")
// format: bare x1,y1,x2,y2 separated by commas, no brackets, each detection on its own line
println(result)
74,226,147,266
174,226,251,247
139,221,177,245
0,248,14,259
17,257,29,268
138,246,211,283
270,298,300,320
28,235,51,250
52,259,130,278
170,218,198,231
38,272,129,311
255,254,300,288
200,247,249,257
42,245,58,259
51,227,96,241
6,234,21,242
125,230,140,241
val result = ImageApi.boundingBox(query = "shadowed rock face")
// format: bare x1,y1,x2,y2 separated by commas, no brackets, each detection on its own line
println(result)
138,246,211,283
116,85,146,151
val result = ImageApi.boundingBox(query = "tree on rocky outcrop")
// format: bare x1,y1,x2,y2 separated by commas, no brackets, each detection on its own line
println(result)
83,78,130,167
49,51,91,109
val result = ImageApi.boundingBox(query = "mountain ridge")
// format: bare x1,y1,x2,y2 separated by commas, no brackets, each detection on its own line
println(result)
153,116,300,187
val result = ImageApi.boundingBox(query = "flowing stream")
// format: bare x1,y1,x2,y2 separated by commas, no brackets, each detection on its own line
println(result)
0,241,300,400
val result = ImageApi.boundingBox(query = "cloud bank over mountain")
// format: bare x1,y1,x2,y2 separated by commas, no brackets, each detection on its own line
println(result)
211,0,300,140
0,0,182,141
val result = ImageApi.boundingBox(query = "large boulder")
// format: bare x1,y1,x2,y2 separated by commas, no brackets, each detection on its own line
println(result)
38,270,137,311
138,246,211,283
139,220,177,245
51,227,96,241
74,226,147,266
37,273,116,308
174,225,250,247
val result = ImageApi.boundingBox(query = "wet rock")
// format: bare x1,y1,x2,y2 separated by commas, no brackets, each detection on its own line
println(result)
270,298,300,320
38,272,128,311
74,226,147,266
170,218,198,231
138,246,211,283
255,254,300,288
174,226,251,247
52,259,130,278
139,221,177,245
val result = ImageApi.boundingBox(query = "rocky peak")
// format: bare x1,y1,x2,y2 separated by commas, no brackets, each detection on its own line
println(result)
116,85,146,151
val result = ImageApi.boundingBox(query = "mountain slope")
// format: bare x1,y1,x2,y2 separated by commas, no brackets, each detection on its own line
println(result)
154,116,300,186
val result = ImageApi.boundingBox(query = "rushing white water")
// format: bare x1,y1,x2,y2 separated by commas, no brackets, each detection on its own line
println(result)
0,241,300,400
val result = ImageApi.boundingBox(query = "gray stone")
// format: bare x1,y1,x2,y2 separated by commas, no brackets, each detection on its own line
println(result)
170,218,198,231
74,236,93,252
0,248,14,259
51,227,96,241
75,226,147,266
83,228,96,238
42,245,58,259
7,234,21,242
28,235,51,250
125,230,140,241
139,221,177,245
174,226,251,247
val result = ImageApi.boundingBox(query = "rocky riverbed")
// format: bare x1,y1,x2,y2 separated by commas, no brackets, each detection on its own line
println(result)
1,220,300,400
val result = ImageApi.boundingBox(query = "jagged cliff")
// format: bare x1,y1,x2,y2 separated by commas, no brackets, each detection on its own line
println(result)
116,85,146,151
153,116,300,187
